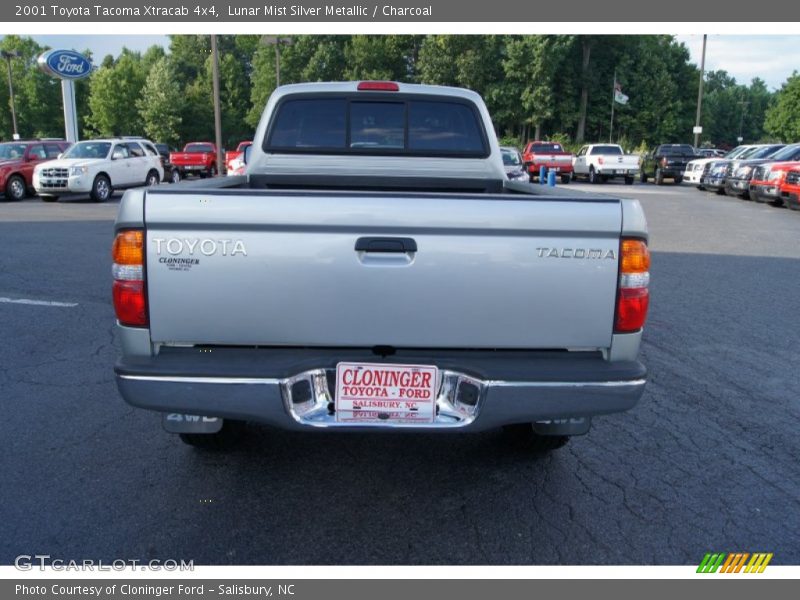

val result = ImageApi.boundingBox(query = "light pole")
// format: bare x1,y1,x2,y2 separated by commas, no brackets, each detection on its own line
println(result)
737,93,749,144
1,49,21,140
693,35,707,148
261,36,293,87
210,35,224,175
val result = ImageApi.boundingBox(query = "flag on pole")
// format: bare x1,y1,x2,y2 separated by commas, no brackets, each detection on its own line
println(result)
614,82,629,105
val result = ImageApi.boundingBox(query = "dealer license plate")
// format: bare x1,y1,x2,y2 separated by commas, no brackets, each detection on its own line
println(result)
335,362,438,425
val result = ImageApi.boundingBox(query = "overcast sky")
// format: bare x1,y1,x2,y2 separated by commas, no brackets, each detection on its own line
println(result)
10,34,799,91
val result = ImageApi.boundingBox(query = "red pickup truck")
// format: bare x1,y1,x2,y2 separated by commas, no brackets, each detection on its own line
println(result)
522,141,574,184
779,168,800,210
225,141,252,174
749,161,800,204
169,142,219,180
0,139,71,201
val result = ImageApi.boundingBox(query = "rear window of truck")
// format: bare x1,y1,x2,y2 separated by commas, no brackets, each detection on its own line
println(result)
529,143,563,153
589,145,623,155
266,96,488,157
658,145,695,155
185,143,214,153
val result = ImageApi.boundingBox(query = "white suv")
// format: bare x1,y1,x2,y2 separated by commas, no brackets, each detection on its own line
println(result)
34,138,164,202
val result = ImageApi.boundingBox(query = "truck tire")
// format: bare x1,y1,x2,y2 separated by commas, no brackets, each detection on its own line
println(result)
624,176,634,185
90,174,112,203
561,174,571,184
179,420,245,451
145,170,160,187
5,174,27,201
589,168,600,184
170,169,181,184
208,165,218,178
40,195,59,203
502,424,570,453
748,190,758,202
655,168,664,185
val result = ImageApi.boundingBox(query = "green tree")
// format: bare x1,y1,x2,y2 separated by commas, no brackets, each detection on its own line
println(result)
503,36,570,141
246,36,349,129
418,36,505,133
85,49,146,137
610,36,698,145
764,72,800,142
343,36,419,81
207,51,250,147
702,71,747,146
0,35,65,139
137,56,182,146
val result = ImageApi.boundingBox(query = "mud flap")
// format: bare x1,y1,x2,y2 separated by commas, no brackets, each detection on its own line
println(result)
162,413,223,434
533,417,591,436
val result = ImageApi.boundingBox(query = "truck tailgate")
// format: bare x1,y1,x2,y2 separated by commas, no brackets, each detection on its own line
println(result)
143,190,623,349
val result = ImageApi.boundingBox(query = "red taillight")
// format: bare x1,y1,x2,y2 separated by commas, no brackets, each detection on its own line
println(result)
113,280,148,327
615,287,650,332
357,81,399,91
112,229,148,327
615,238,650,333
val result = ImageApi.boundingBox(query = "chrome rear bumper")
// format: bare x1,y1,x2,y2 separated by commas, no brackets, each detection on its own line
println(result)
115,347,646,432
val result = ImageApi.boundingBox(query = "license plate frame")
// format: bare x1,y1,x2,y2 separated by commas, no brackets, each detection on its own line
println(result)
335,362,438,425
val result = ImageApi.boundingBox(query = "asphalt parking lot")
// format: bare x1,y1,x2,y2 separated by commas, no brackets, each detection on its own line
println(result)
1,181,799,566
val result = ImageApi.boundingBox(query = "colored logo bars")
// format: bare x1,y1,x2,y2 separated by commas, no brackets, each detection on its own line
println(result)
697,552,773,573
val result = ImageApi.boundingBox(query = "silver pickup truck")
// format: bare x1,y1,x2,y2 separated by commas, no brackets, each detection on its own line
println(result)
113,81,649,452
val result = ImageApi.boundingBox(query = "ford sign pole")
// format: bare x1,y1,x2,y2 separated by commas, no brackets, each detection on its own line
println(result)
61,80,79,142
37,50,93,143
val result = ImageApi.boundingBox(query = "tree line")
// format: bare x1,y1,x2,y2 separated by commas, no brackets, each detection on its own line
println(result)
1,34,799,152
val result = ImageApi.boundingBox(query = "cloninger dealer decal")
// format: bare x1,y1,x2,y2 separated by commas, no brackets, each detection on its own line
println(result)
335,362,438,424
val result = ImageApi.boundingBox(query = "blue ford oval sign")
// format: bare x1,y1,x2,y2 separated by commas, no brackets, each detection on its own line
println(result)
37,50,93,80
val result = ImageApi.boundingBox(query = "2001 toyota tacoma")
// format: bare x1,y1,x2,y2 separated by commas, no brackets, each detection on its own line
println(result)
112,81,650,452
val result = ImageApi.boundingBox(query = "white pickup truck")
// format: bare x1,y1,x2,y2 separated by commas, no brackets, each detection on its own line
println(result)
573,144,640,185
112,81,649,453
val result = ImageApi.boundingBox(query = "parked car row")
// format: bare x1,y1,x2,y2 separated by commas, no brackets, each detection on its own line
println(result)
0,138,253,202
512,141,727,187
684,142,800,210
513,141,641,185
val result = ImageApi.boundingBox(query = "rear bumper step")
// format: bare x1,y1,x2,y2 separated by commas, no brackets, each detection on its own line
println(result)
115,348,646,431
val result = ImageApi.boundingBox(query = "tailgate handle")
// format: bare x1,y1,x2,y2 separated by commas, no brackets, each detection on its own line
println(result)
355,237,417,253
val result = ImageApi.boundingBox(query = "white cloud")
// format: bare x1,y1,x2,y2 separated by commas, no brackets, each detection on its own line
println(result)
675,34,798,90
